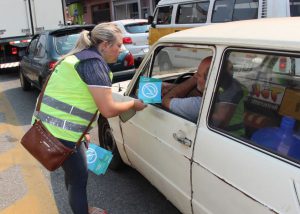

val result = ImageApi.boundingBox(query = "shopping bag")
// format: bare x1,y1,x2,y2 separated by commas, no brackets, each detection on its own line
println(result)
86,143,113,175
138,76,162,103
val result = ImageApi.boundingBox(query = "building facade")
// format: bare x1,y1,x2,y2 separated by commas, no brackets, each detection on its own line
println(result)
81,0,160,24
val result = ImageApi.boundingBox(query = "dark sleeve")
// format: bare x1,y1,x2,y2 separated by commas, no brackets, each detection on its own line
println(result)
76,58,112,87
218,81,243,105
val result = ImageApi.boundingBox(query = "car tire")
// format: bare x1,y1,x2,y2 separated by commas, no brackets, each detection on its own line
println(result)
159,52,172,71
98,115,124,170
19,69,31,91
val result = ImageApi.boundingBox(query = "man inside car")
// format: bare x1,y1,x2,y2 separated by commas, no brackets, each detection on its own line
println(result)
162,56,243,128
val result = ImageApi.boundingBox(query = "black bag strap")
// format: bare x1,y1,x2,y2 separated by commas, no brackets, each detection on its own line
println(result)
35,67,98,147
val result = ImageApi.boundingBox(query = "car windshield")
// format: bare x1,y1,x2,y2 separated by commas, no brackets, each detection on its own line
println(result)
54,33,80,55
124,22,149,33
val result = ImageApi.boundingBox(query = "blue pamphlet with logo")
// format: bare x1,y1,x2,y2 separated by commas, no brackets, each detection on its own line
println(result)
86,143,113,175
138,76,162,104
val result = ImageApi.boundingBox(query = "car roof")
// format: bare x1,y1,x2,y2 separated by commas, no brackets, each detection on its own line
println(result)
157,0,195,6
159,17,300,52
113,19,148,25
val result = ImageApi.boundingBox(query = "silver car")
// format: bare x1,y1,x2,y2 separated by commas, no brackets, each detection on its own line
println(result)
112,19,149,66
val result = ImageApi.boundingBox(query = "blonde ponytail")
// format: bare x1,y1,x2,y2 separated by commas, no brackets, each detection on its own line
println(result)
56,22,121,65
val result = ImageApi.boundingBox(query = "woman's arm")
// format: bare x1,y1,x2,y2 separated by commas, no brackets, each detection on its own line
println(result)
89,86,146,118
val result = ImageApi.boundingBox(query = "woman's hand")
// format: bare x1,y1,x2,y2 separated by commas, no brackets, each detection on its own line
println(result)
83,133,91,149
84,134,91,143
89,86,147,118
133,99,147,111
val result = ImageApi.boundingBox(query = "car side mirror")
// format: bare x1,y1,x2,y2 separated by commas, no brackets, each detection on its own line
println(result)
148,16,157,28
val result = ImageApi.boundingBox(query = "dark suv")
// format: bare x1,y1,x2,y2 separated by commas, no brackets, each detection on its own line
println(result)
19,25,135,90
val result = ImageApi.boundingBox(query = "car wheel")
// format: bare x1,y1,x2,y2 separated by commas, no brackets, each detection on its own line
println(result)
19,69,31,91
98,115,124,170
159,53,173,71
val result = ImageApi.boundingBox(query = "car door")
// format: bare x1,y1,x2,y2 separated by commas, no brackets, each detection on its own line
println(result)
192,48,300,214
30,34,47,87
20,35,39,82
113,44,213,214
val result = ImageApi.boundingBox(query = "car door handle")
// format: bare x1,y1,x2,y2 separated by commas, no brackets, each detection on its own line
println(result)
173,130,192,147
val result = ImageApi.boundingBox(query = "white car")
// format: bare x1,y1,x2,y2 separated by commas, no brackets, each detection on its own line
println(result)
99,17,300,214
112,19,149,66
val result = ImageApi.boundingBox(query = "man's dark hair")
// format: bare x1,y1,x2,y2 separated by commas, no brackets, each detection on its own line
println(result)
219,60,234,89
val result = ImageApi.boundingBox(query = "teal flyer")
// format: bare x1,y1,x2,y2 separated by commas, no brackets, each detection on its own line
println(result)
138,77,162,103
86,143,113,175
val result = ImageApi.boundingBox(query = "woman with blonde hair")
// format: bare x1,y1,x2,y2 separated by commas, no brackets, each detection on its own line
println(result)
34,23,146,214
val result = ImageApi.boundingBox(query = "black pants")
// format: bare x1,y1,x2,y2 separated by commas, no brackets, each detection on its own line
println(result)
60,139,89,214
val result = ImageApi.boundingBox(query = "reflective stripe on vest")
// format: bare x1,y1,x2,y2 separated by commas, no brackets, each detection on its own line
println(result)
35,111,88,133
42,95,94,121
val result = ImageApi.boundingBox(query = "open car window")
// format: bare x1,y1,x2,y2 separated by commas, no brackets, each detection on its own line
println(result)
130,45,213,123
155,6,173,25
152,46,212,79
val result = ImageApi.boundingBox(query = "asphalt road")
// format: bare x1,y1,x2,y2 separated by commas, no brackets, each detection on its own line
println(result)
0,69,180,214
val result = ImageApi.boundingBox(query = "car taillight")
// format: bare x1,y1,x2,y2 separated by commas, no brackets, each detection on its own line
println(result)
279,57,287,71
11,47,18,55
123,37,132,44
48,61,57,70
124,52,134,67
21,39,31,43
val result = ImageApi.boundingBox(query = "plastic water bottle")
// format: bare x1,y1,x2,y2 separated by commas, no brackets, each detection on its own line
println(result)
277,117,295,155
288,133,300,160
